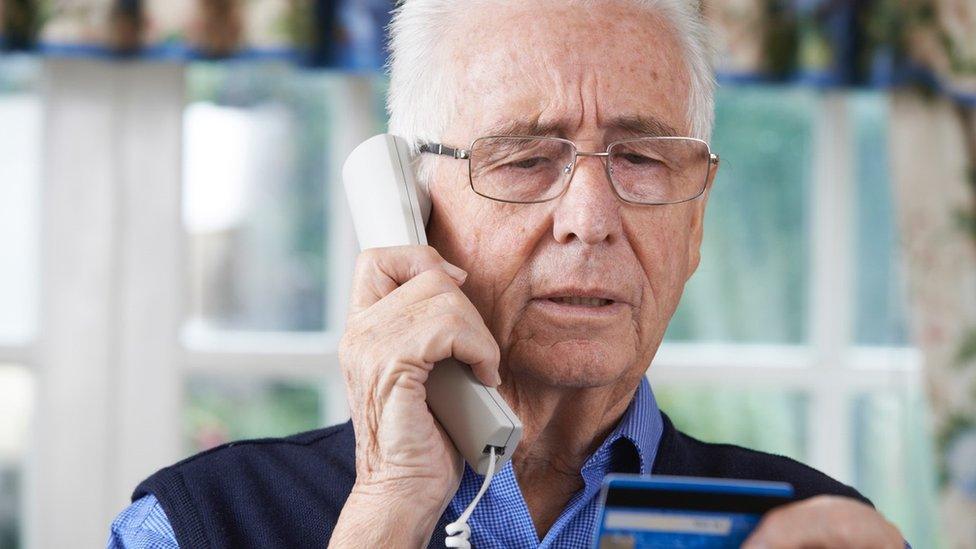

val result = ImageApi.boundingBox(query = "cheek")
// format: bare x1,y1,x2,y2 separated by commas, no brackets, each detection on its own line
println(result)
427,161,488,261
626,208,692,319
427,175,541,328
465,210,543,331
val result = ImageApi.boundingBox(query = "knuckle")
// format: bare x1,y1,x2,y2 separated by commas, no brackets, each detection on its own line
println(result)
352,250,381,283
833,518,858,543
440,310,467,332
355,248,380,269
417,268,454,289
437,289,465,309
376,357,409,383
884,523,903,546
421,244,443,263
413,268,437,285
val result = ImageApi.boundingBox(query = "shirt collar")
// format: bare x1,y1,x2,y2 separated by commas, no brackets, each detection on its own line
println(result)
589,375,663,475
442,376,664,547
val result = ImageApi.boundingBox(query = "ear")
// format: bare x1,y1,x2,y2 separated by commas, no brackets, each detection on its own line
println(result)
685,158,718,279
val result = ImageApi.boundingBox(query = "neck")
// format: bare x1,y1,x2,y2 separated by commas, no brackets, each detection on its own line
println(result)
499,373,642,539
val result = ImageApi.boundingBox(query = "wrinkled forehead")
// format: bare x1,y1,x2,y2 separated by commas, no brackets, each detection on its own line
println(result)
443,0,691,144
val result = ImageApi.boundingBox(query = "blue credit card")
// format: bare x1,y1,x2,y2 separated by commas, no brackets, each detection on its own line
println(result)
593,475,795,548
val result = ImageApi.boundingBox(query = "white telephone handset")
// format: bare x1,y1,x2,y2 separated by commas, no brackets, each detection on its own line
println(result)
342,134,523,476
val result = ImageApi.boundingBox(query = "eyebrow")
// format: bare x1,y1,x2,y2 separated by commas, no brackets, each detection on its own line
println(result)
478,114,681,140
480,116,561,139
610,115,680,138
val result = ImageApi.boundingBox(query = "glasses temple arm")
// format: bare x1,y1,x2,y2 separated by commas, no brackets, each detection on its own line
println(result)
419,143,471,160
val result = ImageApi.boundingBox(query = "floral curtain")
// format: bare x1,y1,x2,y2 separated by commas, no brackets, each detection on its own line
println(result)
0,0,393,69
889,91,976,548
706,1,976,546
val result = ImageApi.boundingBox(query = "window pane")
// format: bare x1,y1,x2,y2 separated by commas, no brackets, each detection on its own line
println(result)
0,365,33,549
851,92,910,346
654,385,808,462
0,56,41,342
184,376,323,453
852,391,940,548
183,63,385,333
666,87,813,344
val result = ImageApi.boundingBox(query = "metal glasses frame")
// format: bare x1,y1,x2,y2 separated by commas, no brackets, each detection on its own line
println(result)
419,135,720,205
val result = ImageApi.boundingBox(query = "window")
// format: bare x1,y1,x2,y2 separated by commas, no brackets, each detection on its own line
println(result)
851,92,909,346
0,366,33,549
0,55,40,343
853,391,940,546
184,62,334,333
655,87,937,547
17,59,386,548
181,63,388,451
184,376,322,452
666,87,814,344
0,55,40,549
7,56,936,547
177,79,937,544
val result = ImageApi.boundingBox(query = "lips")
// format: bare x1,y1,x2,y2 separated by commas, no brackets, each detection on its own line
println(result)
547,296,614,307
535,287,630,307
529,289,629,323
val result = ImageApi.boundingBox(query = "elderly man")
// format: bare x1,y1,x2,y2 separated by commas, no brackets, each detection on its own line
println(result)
109,0,906,547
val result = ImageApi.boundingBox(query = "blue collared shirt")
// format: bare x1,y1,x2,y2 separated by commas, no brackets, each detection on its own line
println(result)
107,377,663,548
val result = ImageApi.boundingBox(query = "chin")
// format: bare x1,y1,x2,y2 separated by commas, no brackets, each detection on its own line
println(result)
508,339,633,388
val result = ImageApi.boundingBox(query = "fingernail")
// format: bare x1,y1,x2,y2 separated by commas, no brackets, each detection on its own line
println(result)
493,372,502,387
441,261,468,283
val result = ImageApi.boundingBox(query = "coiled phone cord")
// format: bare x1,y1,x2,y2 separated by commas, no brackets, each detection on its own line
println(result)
444,447,498,548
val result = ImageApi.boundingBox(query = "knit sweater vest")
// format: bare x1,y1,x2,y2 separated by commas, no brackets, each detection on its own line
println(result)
134,413,868,548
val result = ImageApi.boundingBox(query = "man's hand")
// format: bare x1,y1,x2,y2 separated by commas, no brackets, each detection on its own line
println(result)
329,246,501,548
742,495,904,549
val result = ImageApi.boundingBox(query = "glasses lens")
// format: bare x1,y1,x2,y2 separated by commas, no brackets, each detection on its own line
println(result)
469,137,575,203
608,138,710,204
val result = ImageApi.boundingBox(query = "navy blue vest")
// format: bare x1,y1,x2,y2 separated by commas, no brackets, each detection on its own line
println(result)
134,413,868,548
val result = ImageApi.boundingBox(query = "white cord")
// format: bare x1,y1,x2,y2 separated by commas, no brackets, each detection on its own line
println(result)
445,448,498,548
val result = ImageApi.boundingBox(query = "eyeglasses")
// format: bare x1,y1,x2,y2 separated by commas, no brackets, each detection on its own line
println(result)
419,135,719,205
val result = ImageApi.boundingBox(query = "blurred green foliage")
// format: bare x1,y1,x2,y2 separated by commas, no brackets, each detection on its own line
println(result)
655,385,808,460
0,468,19,549
854,392,941,548
851,92,909,346
666,86,813,344
184,376,322,453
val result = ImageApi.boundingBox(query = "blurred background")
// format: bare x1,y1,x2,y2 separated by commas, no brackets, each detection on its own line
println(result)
0,0,974,548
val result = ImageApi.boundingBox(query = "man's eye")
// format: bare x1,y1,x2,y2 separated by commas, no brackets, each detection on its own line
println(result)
619,153,663,166
505,157,548,169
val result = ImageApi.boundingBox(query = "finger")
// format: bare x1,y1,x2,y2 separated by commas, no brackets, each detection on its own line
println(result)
362,268,473,325
402,290,501,387
742,496,903,549
346,282,500,387
742,503,813,549
341,270,496,392
349,245,467,314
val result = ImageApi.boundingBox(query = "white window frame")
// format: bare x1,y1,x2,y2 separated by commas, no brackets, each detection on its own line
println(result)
652,92,923,483
0,60,920,549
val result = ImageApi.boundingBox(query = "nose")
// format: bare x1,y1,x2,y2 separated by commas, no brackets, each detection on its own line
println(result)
551,153,623,246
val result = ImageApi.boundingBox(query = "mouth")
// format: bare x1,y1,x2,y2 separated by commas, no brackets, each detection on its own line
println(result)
546,296,615,307
529,292,627,323
529,287,630,322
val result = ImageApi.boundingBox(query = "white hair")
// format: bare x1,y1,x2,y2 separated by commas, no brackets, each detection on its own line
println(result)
386,0,715,181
